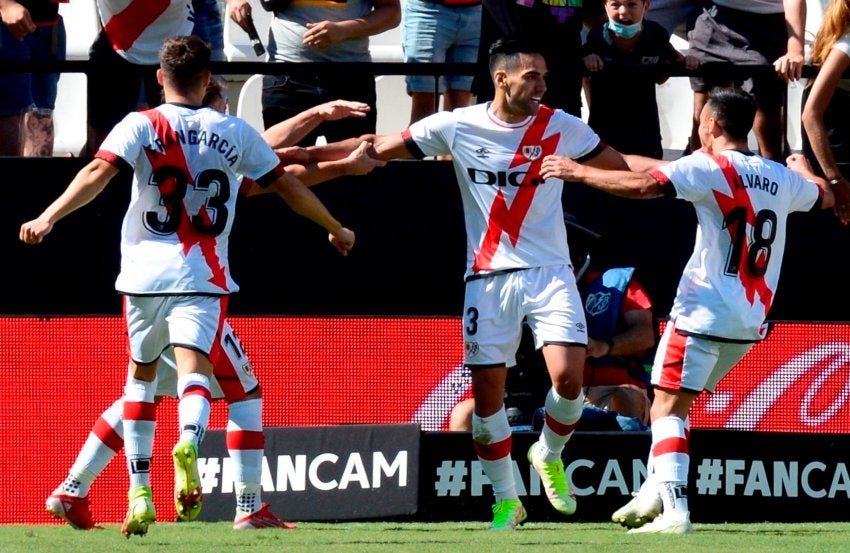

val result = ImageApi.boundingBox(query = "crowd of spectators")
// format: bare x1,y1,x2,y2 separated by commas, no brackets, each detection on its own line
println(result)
1,0,837,164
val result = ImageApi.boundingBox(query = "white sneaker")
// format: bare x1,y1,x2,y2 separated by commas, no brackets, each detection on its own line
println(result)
627,513,693,534
611,490,662,528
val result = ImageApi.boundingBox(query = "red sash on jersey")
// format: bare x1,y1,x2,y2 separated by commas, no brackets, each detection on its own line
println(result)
473,106,560,273
708,153,773,312
142,109,229,291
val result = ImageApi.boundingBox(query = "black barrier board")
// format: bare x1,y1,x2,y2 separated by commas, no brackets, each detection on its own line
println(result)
198,424,420,521
417,430,850,523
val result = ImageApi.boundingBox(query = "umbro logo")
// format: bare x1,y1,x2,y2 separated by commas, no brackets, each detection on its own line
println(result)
474,146,491,159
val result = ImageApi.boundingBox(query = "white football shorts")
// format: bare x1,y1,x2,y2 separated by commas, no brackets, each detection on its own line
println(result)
652,321,753,393
462,264,587,367
124,295,227,364
153,319,259,402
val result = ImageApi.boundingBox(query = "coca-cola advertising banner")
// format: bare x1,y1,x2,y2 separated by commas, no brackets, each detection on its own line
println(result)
688,322,850,433
2,317,849,524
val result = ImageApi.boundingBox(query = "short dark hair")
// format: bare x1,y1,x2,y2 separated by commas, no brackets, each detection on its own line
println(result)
706,87,757,140
488,38,543,75
203,77,228,108
158,35,211,92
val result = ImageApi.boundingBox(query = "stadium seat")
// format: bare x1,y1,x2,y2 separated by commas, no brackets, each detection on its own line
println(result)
235,73,265,133
54,2,100,156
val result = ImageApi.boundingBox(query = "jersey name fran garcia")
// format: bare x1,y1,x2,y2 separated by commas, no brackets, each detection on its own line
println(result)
651,150,823,341
404,103,604,280
95,103,284,296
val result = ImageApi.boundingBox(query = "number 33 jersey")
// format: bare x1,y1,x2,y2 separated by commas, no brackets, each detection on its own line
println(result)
96,103,284,295
651,150,823,341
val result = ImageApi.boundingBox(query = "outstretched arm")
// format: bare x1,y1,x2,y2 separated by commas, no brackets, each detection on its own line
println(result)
540,155,664,199
19,158,119,244
285,141,386,186
271,172,356,255
300,131,416,164
262,100,371,149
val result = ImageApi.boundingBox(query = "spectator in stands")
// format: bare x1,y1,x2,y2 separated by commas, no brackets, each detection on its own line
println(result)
686,0,806,161
402,0,481,124
0,0,66,156
583,0,700,159
471,0,604,117
193,0,225,60
227,0,399,146
83,0,193,158
541,87,833,534
802,0,850,223
640,0,707,39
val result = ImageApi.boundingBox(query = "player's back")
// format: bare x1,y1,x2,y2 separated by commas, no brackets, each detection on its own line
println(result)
103,103,282,296
667,150,821,340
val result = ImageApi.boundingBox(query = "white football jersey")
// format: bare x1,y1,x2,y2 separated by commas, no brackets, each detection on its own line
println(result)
406,103,603,278
96,103,284,295
652,150,822,341
96,0,193,64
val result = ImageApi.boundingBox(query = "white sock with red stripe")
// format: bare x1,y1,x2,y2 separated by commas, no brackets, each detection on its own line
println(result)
177,373,212,447
123,378,157,489
472,407,517,502
535,388,584,463
227,398,264,517
650,415,690,520
57,398,126,497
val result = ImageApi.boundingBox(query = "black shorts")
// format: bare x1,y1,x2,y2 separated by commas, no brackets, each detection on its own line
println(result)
87,31,161,132
688,3,787,107
261,70,377,146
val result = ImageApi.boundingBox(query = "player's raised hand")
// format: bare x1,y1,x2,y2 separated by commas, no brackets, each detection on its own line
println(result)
329,227,355,256
19,217,53,244
316,100,371,122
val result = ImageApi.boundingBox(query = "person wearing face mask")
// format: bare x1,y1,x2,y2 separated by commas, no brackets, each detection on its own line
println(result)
582,0,700,158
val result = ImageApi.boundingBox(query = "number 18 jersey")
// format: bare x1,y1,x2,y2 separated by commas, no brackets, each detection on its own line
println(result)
96,103,284,296
651,150,822,341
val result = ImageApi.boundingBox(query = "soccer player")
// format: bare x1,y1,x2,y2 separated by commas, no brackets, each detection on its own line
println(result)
539,87,834,533
46,322,295,530
43,80,382,533
20,35,354,538
305,37,631,529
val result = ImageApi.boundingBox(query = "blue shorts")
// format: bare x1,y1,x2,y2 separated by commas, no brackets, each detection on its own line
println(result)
0,17,66,116
402,0,481,94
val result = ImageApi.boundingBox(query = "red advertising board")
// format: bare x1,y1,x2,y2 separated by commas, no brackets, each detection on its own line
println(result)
2,317,848,524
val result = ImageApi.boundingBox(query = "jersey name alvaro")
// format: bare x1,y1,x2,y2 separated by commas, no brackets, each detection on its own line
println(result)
96,103,283,296
406,103,602,278
96,0,193,64
652,150,821,341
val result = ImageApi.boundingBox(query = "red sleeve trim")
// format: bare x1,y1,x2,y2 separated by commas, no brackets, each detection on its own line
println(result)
94,150,132,173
